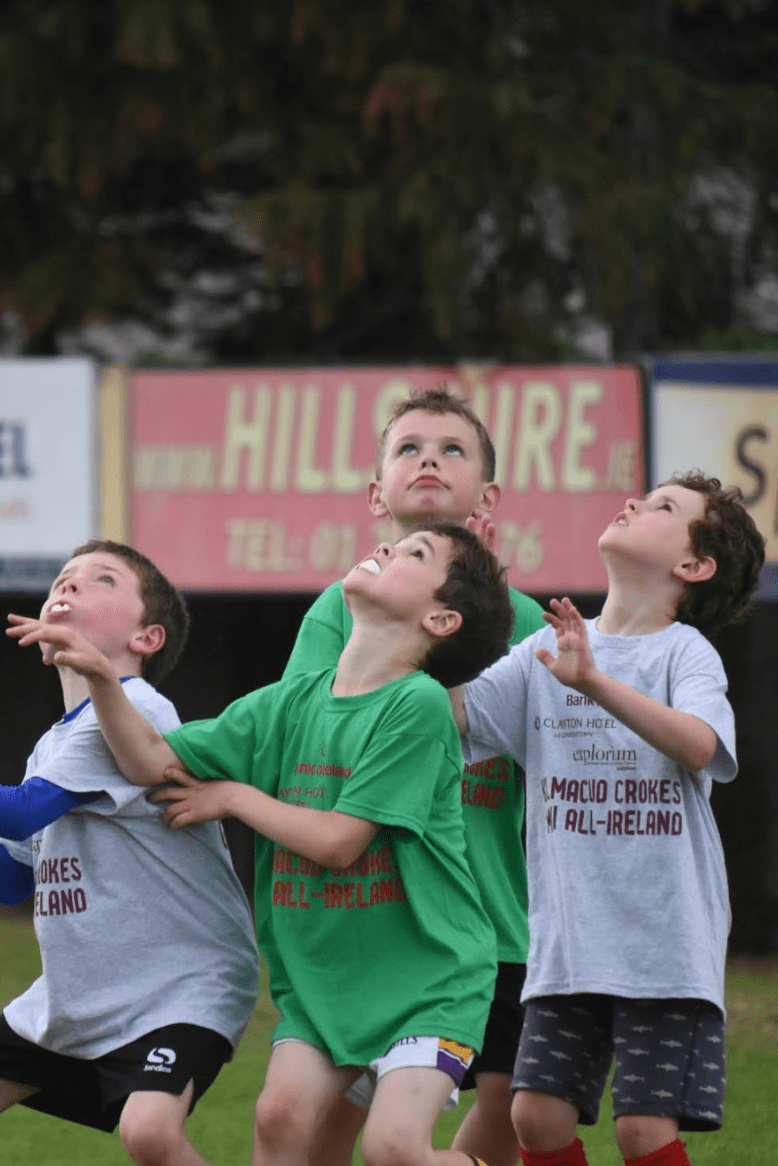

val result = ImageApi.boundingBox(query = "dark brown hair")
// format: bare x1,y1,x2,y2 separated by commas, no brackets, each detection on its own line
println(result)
666,471,766,636
376,386,497,481
417,522,513,687
69,539,189,684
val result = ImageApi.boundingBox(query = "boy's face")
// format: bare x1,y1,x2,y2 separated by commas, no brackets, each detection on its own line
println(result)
343,531,458,628
368,410,498,533
39,551,148,666
599,484,707,576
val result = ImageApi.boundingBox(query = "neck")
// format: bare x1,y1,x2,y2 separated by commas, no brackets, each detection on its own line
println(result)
58,661,140,713
332,621,423,696
598,572,680,636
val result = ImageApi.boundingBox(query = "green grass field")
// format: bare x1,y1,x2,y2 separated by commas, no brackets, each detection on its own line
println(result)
1,910,776,1164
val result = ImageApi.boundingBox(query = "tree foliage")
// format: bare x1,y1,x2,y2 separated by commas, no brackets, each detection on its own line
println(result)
2,0,778,361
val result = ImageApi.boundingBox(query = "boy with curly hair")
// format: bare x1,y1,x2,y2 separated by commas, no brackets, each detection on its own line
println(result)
452,473,766,1166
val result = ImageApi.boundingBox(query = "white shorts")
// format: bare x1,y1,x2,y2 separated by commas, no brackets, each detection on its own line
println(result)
346,1035,474,1111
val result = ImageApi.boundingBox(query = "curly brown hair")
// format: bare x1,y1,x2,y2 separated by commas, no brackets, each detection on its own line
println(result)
667,472,766,636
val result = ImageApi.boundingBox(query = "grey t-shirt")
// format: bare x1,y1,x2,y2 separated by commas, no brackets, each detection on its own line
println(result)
463,619,736,1012
2,678,259,1058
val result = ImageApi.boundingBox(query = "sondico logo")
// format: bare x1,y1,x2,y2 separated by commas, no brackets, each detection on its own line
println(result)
144,1047,177,1074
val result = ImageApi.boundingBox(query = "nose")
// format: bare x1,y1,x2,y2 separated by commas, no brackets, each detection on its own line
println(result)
56,577,79,594
419,444,439,468
373,542,393,559
625,497,639,512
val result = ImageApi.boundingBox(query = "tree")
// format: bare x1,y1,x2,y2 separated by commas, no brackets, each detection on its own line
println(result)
2,0,778,362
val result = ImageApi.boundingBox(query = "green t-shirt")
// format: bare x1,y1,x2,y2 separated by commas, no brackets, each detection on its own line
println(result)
165,669,497,1066
283,581,545,961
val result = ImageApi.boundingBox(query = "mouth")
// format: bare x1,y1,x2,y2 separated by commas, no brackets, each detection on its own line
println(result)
356,559,381,575
411,475,444,489
46,601,72,616
611,511,628,526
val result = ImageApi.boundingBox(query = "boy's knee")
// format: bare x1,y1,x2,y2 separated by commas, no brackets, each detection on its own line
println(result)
360,1123,425,1166
254,1087,314,1153
119,1094,188,1166
614,1114,680,1160
511,1089,578,1152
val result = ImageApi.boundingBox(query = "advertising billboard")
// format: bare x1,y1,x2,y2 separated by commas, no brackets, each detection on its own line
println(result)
651,356,778,597
0,359,96,591
130,364,644,594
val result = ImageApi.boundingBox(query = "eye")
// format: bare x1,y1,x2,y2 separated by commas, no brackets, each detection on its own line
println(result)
658,502,672,512
443,442,464,456
97,574,116,585
398,441,418,455
410,547,425,559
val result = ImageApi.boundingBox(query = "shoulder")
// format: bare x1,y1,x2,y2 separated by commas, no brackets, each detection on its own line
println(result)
301,581,345,618
120,677,181,731
507,587,546,643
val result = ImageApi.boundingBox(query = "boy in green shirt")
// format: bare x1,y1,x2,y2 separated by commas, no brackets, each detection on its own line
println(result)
11,521,515,1166
286,387,545,1166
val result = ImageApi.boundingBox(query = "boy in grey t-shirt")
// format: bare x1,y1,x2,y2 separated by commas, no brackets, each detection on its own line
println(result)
453,473,765,1166
1,541,258,1166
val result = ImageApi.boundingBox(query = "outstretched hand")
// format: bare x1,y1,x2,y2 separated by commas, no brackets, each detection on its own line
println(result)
6,614,113,681
149,768,234,830
535,597,597,692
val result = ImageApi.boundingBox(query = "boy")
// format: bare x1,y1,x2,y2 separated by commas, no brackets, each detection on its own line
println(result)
11,522,515,1166
1,540,259,1166
285,387,545,1166
452,474,766,1166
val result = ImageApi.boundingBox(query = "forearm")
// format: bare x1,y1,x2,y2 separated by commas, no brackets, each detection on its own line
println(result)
86,672,180,784
0,844,34,905
578,670,717,771
221,784,378,868
0,778,92,840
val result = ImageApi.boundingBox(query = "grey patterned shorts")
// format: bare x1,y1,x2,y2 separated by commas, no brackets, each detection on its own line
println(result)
512,994,725,1130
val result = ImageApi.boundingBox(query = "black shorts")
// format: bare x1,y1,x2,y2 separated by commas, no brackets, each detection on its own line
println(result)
0,1015,233,1133
512,995,725,1131
460,962,526,1091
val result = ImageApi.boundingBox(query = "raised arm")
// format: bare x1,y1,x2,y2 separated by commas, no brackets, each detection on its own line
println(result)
538,598,717,771
153,771,380,868
7,616,181,785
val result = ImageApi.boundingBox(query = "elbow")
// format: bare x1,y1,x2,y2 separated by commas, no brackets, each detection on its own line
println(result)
318,838,363,870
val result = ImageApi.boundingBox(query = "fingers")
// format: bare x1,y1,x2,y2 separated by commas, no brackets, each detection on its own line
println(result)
162,766,197,788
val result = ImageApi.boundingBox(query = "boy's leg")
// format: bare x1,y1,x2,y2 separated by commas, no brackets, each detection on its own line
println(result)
120,1080,209,1166
0,1078,40,1111
362,1065,487,1166
452,1072,518,1166
610,997,724,1166
252,1040,360,1166
510,995,616,1166
308,1091,368,1166
452,962,527,1166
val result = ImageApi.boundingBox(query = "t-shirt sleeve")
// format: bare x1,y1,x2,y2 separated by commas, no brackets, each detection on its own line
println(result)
510,590,546,643
165,682,286,794
669,632,737,783
463,638,534,766
32,683,182,813
283,584,348,679
334,683,462,836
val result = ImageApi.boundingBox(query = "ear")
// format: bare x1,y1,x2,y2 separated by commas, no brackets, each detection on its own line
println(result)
472,481,501,520
129,623,166,660
367,478,389,518
421,608,463,640
673,555,717,585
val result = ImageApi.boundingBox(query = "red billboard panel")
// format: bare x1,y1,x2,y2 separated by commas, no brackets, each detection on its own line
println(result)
130,364,643,593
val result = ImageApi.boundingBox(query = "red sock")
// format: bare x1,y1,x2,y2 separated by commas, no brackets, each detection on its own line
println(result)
624,1139,692,1166
520,1138,588,1166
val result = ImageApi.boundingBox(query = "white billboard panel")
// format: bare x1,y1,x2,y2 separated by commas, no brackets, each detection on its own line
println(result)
0,358,96,590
